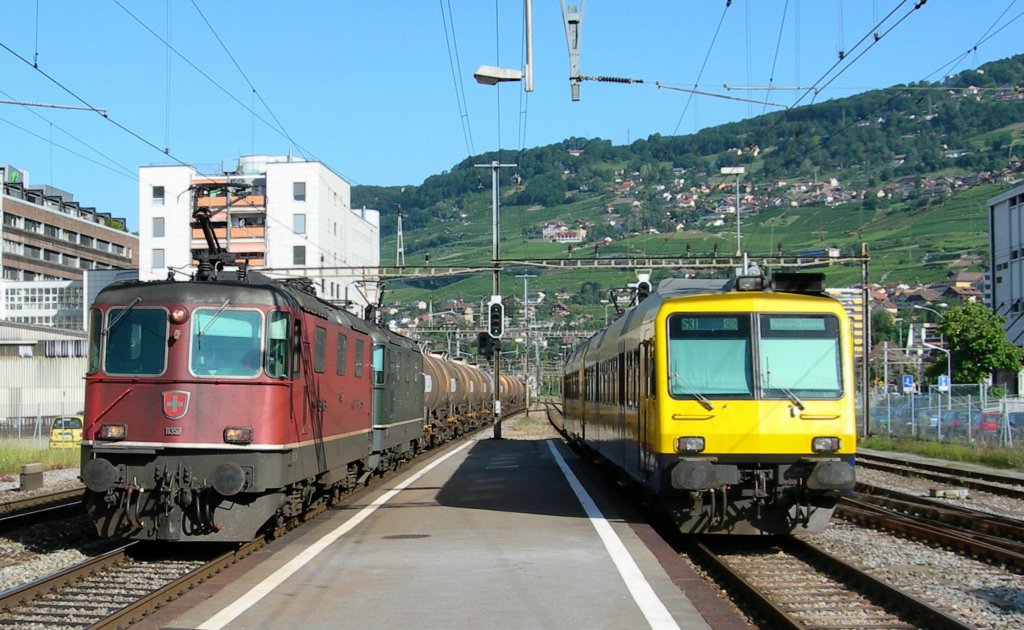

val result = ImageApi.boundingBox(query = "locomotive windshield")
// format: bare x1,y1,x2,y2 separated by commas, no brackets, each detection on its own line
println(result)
103,307,168,375
190,308,263,377
667,313,842,400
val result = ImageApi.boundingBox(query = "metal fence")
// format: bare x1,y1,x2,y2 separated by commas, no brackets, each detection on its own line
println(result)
866,389,1024,448
0,400,81,442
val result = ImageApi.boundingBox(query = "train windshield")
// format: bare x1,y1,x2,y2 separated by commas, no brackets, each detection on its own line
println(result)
104,307,168,375
666,312,842,400
190,308,263,377
759,314,842,399
667,314,753,397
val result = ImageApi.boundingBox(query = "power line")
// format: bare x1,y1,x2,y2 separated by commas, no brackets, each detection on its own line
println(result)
672,1,732,136
439,0,475,157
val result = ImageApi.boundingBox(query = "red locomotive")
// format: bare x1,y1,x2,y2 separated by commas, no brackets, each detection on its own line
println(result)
80,273,524,542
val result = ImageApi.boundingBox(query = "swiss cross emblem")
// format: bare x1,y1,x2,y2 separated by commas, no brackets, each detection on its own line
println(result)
162,390,190,420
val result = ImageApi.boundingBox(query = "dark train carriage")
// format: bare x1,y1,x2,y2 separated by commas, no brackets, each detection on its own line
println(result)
80,277,375,541
368,327,427,471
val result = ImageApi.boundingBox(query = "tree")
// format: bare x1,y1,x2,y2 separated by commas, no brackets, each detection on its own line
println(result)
942,303,1024,384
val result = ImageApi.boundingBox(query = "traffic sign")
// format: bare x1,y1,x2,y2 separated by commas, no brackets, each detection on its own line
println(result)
937,374,950,392
902,374,914,393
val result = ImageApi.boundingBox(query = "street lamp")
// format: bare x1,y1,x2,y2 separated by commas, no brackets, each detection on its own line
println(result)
472,1,534,91
913,304,952,430
599,299,610,324
720,166,745,261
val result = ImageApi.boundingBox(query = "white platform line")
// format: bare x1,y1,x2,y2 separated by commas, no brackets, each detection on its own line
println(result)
196,441,474,630
546,440,680,630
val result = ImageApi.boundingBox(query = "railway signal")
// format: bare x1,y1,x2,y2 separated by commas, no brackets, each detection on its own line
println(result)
488,297,505,338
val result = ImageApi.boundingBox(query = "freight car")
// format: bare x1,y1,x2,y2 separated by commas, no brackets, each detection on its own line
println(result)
561,272,856,535
79,273,522,542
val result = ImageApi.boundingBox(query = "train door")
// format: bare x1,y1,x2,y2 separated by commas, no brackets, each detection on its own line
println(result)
617,344,626,468
638,339,655,478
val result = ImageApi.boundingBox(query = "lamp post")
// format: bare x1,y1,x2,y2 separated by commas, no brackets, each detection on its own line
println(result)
720,166,746,262
913,304,952,435
600,299,610,325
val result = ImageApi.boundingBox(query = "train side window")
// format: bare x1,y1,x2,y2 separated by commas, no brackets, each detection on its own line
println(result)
336,333,347,375
313,326,327,373
87,308,101,375
354,339,365,378
373,344,386,384
266,312,289,378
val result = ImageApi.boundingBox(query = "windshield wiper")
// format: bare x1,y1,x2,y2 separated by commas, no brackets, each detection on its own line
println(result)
102,297,142,336
671,370,714,411
198,300,232,337
779,386,806,411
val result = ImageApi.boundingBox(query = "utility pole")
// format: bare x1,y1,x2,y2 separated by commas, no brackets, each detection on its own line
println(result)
516,273,536,417
475,160,516,438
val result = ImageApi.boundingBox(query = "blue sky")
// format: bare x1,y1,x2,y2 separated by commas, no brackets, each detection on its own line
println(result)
1,1,1021,232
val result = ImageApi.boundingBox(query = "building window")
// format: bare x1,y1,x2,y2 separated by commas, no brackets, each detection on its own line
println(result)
153,248,165,269
293,182,306,202
293,246,306,266
293,213,306,234
153,217,165,238
153,186,165,205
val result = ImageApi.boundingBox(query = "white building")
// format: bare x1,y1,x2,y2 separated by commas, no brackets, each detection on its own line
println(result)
988,184,1024,344
138,155,380,311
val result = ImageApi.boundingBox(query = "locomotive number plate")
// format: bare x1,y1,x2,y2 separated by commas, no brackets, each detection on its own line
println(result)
165,426,183,436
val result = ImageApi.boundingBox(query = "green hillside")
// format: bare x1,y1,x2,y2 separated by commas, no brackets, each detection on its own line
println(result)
356,55,1024,329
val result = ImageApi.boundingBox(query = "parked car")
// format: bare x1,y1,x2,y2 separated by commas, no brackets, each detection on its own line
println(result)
975,411,1003,433
48,415,83,448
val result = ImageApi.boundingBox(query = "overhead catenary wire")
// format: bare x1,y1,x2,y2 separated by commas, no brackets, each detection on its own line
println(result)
671,0,732,136
110,0,357,184
439,0,475,158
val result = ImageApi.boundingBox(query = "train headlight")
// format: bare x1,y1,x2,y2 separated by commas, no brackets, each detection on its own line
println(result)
811,436,841,453
735,276,765,291
675,436,705,453
223,427,253,445
169,307,189,325
97,424,126,441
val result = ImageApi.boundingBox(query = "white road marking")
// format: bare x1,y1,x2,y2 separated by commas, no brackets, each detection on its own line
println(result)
546,440,681,630
196,441,474,630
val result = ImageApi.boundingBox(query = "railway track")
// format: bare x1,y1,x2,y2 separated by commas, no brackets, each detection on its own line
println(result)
0,415,525,628
0,487,85,533
840,482,1024,571
0,539,262,628
687,537,973,629
857,450,1024,499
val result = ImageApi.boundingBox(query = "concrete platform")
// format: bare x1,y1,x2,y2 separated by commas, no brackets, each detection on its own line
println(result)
151,435,737,629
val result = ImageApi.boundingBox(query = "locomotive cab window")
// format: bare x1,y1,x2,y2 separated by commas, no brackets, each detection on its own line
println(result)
667,314,753,398
190,308,263,378
266,312,289,378
104,306,168,376
86,308,102,375
373,344,386,384
759,314,842,399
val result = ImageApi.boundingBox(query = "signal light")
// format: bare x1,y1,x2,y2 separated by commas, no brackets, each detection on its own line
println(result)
488,300,504,338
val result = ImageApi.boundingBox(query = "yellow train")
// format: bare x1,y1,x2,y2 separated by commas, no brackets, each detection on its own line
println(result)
561,272,856,535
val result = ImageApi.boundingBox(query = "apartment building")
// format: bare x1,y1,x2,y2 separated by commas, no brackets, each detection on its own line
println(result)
0,164,137,328
989,183,1024,344
139,155,379,310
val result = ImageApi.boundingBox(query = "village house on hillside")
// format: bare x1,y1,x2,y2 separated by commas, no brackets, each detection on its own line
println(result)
542,220,587,244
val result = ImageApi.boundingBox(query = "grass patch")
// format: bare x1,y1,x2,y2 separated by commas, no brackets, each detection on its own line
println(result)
0,441,79,476
860,435,1024,472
